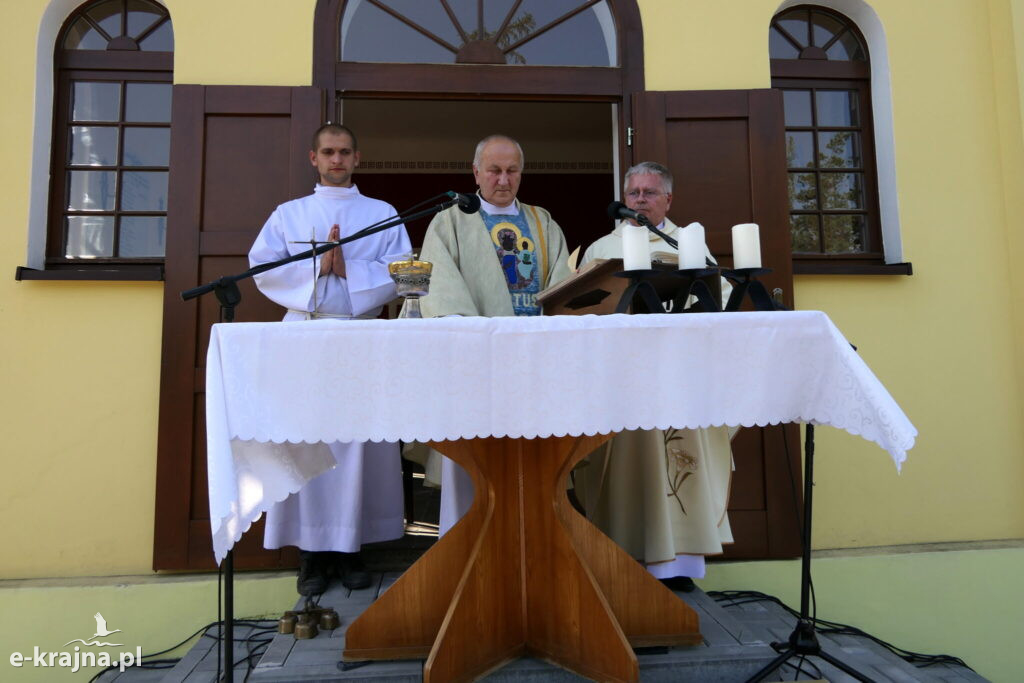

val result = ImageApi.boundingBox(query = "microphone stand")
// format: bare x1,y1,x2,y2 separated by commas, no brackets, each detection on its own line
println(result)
180,192,461,682
746,423,874,683
182,195,457,309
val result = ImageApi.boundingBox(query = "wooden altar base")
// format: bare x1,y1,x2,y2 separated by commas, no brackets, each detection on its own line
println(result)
338,435,702,682
138,577,987,683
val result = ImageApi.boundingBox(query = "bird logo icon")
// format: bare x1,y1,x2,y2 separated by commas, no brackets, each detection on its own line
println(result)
63,613,124,647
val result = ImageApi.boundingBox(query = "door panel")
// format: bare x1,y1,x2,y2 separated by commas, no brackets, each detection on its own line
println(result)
154,85,323,570
632,89,801,559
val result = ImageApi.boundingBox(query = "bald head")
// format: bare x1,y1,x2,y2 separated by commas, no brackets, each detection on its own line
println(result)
473,135,524,168
473,135,524,208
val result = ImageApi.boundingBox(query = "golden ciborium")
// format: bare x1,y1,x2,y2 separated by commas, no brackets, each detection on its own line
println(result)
388,256,433,318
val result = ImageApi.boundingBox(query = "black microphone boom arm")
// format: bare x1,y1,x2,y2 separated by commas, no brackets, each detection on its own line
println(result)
181,194,461,302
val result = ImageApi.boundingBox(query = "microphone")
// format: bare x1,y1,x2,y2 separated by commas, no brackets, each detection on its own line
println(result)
447,191,481,214
608,201,681,250
607,201,649,226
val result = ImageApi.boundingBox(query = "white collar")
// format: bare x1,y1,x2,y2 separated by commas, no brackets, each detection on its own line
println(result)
478,193,520,216
314,183,360,199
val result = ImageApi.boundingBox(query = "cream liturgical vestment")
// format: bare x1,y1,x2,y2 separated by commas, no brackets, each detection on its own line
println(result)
419,201,571,318
249,184,412,552
412,198,571,534
577,218,735,579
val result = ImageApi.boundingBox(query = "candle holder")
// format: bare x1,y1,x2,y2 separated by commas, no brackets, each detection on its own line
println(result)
613,270,665,314
672,267,721,313
613,267,722,314
722,267,779,312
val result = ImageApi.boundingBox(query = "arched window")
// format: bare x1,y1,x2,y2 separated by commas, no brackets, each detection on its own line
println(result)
313,0,642,103
48,0,173,268
339,0,617,66
770,5,884,266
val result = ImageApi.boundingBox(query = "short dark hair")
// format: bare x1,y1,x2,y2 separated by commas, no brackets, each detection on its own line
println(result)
311,123,358,152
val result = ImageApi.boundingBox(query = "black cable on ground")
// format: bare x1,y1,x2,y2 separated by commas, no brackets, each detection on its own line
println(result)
87,617,279,683
201,619,279,682
708,590,975,673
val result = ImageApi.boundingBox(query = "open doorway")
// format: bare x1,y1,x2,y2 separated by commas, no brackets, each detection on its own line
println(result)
341,98,618,257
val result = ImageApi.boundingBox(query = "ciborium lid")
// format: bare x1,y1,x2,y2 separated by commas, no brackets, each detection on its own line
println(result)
387,258,432,277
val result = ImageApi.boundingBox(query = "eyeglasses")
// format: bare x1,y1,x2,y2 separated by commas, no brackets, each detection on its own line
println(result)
625,189,665,200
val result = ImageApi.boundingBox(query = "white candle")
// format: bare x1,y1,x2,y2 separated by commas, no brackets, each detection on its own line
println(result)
732,223,761,269
678,222,706,270
621,224,651,271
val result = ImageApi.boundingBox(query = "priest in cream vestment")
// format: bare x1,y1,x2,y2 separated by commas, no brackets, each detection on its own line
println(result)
576,161,736,585
408,135,571,533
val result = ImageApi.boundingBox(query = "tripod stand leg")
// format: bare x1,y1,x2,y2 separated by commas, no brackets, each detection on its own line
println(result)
746,646,799,682
743,424,877,683
815,649,878,682
746,645,877,683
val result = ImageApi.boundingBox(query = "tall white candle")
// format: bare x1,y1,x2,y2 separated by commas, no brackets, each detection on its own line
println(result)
732,223,761,269
678,222,706,270
621,224,651,271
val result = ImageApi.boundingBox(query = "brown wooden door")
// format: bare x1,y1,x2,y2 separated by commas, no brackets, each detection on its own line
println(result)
632,89,802,559
153,85,324,570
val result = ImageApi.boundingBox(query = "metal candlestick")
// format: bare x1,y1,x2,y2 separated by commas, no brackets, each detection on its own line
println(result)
722,267,780,312
613,267,722,314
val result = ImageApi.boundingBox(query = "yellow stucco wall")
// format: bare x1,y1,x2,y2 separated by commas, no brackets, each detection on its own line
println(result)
997,0,1024,441
1,0,1021,579
168,0,316,85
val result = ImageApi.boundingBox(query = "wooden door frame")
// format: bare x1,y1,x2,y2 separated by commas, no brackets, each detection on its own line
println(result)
311,0,645,170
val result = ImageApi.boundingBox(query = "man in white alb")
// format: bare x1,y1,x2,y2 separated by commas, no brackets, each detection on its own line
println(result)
249,123,412,595
577,161,736,592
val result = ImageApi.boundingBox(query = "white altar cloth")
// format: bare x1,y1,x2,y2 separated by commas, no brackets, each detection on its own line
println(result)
206,311,916,563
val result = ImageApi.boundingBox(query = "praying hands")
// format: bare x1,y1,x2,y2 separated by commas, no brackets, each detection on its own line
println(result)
319,224,347,278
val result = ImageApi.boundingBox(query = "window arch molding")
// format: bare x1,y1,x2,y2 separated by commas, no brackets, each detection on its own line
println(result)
774,0,903,265
312,0,644,99
22,0,172,277
26,0,102,270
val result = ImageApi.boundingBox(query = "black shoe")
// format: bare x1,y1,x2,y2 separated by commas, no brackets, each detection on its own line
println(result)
335,552,372,590
296,551,329,596
660,576,696,593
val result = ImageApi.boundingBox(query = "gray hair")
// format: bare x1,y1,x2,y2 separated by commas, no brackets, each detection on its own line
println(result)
623,161,673,194
473,134,525,169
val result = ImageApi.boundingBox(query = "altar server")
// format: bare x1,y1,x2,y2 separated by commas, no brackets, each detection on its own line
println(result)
577,161,736,592
249,123,412,595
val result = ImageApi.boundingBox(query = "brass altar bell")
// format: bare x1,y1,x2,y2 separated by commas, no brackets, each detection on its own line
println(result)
278,600,340,639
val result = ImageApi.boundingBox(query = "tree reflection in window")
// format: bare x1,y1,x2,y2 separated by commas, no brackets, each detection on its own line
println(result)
771,6,878,257
340,0,616,67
